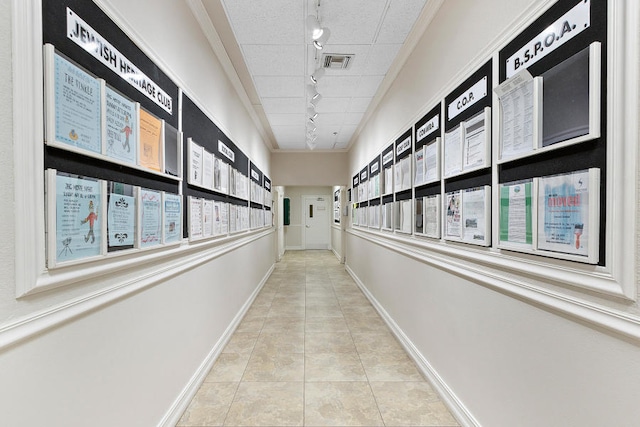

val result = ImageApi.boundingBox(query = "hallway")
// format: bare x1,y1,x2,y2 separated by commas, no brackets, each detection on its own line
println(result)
177,250,458,426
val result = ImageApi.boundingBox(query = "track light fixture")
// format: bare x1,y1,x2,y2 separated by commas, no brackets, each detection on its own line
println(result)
313,28,331,50
307,107,318,120
306,15,324,40
310,67,325,84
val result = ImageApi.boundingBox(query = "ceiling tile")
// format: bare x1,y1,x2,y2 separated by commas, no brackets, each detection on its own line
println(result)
315,97,350,113
376,0,428,44
348,98,372,113
342,112,364,126
222,0,304,45
316,76,361,97
262,97,306,114
242,45,305,76
337,125,358,143
321,0,388,45
317,45,372,75
354,75,385,97
267,113,306,126
315,113,347,126
254,76,305,98
362,44,401,75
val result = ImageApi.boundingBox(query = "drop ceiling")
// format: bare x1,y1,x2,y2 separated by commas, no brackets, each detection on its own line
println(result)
201,0,431,151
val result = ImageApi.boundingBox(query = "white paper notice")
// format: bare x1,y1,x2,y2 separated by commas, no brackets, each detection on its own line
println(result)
394,163,403,193
401,200,412,234
462,187,487,243
220,162,229,195
384,167,393,195
424,195,440,238
444,127,462,177
445,192,461,238
189,198,203,238
414,147,425,187
463,112,486,169
401,157,411,191
424,141,438,183
496,70,536,159
189,140,203,186
203,200,213,237
202,151,214,190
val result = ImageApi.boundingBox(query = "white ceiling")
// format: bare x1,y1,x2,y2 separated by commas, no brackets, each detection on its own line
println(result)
213,0,430,151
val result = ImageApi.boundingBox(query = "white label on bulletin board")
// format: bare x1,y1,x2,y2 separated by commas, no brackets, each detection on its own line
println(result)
416,115,439,142
66,8,173,114
448,77,487,120
506,0,590,78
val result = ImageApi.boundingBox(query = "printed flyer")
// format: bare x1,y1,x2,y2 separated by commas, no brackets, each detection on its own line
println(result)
105,87,137,164
140,189,162,248
163,193,182,244
139,109,163,172
538,170,593,256
445,191,461,238
55,173,102,262
499,181,533,246
54,53,101,153
107,189,135,249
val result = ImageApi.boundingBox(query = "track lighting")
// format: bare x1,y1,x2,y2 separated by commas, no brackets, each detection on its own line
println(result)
307,107,318,120
313,28,331,50
310,67,325,84
306,15,324,40
309,93,322,107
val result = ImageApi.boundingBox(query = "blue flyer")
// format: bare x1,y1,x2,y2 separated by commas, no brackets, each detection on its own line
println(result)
105,87,137,165
54,53,101,153
141,189,162,248
164,193,182,244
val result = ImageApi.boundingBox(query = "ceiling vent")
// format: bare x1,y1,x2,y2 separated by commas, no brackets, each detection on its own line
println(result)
322,54,354,70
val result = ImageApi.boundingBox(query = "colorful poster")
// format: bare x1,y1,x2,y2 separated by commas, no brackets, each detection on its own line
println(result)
105,86,137,164
140,189,162,248
499,181,533,246
139,109,163,171
107,191,135,248
538,170,592,256
55,174,102,262
54,53,101,153
445,191,461,238
163,193,182,244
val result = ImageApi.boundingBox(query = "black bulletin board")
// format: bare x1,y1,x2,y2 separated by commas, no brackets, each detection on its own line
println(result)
264,177,272,211
414,104,441,151
395,129,412,202
444,61,492,131
43,0,180,193
498,0,607,265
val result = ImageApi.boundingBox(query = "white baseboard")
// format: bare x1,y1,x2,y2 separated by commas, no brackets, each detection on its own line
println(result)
345,264,479,427
158,263,275,427
331,247,341,261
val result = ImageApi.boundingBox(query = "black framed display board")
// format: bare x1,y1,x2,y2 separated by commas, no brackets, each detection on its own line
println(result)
368,155,381,202
497,0,606,265
348,0,619,286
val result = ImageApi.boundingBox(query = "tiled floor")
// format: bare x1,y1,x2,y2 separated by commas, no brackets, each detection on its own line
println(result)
177,250,459,427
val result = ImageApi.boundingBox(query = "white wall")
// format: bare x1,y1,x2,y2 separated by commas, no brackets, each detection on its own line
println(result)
1,1,274,425
330,186,345,262
283,186,333,250
271,152,349,186
347,0,640,425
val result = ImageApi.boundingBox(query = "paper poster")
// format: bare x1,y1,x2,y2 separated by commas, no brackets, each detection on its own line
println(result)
538,170,592,256
140,189,162,248
230,169,237,197
382,203,393,230
55,174,102,262
394,162,403,193
220,202,229,234
424,140,438,182
499,181,533,245
401,200,412,233
203,200,213,237
107,191,135,248
230,204,237,233
54,53,101,153
220,162,229,194
424,195,440,238
189,197,203,239
163,193,182,244
463,112,486,169
189,140,203,186
384,167,393,195
444,126,462,177
373,174,380,198
105,87,137,164
139,109,163,171
203,151,214,190
401,157,411,190
495,70,536,159
414,147,425,187
445,191,461,238
462,187,488,243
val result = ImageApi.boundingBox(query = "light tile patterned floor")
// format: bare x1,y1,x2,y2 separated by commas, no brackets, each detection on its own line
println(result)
177,250,459,427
